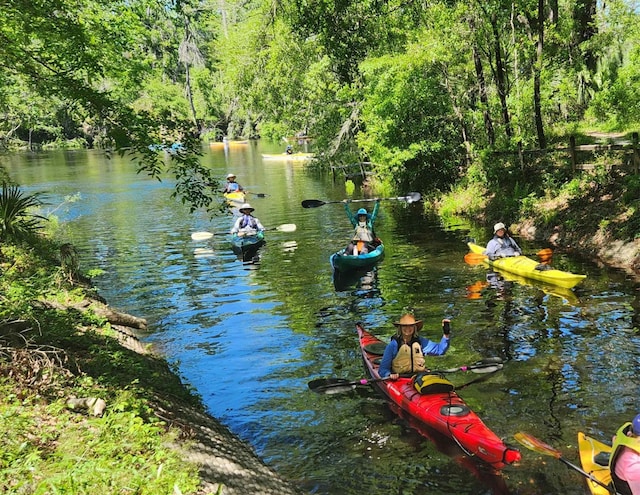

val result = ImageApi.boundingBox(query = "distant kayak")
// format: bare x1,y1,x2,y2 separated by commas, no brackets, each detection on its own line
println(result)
578,432,613,495
210,140,249,148
467,242,586,289
261,152,315,162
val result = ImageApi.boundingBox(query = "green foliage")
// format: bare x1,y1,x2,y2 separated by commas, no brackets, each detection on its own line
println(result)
0,183,48,242
358,50,463,193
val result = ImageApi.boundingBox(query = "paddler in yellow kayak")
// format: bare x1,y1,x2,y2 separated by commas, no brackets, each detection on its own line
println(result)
484,222,522,260
223,173,243,193
610,414,640,494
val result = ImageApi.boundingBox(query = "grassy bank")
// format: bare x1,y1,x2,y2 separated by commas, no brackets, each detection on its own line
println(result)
0,239,207,494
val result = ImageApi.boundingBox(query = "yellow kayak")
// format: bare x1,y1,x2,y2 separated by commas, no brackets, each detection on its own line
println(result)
223,191,245,205
467,242,587,289
578,432,613,495
261,152,315,162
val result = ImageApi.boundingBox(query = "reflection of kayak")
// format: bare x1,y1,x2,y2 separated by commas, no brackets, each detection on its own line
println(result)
330,242,384,272
578,432,613,495
261,152,314,162
483,268,580,304
224,191,245,205
467,242,586,289
231,232,265,261
356,323,521,469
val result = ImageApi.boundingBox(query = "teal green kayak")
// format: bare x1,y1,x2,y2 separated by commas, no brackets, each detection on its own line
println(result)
330,242,384,272
231,231,265,261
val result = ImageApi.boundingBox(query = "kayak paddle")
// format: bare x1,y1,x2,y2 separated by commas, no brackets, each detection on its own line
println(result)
514,432,619,494
309,359,504,395
308,376,395,394
191,223,296,241
464,248,554,265
301,192,421,208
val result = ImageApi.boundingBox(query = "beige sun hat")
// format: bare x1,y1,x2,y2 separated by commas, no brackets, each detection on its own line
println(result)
393,313,424,332
239,203,254,213
493,222,506,233
226,173,236,179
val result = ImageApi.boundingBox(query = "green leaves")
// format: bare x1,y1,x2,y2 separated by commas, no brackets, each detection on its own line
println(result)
0,183,47,242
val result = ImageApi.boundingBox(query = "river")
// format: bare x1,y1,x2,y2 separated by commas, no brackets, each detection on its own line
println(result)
3,142,639,494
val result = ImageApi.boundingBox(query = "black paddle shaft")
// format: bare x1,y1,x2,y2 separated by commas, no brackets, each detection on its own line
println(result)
301,192,421,209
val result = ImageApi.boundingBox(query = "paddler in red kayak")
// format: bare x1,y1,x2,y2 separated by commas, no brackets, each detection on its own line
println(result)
378,313,451,379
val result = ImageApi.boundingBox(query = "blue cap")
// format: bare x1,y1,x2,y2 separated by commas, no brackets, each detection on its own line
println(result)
357,208,368,216
633,414,640,435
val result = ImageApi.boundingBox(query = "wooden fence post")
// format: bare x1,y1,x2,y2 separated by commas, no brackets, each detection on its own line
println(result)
633,132,639,174
570,135,577,173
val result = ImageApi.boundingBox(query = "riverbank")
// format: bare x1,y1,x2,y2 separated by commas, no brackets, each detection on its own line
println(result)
0,241,305,495
438,155,640,279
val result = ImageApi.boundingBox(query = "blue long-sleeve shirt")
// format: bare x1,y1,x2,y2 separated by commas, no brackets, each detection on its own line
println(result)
378,335,450,378
344,200,380,230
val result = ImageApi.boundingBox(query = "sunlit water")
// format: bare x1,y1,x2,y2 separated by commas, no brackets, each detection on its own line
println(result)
3,143,640,494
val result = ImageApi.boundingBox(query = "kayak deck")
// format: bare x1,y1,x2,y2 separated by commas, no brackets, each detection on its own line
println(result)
467,242,586,289
224,191,246,205
231,232,265,261
330,242,385,272
356,323,521,469
578,432,613,495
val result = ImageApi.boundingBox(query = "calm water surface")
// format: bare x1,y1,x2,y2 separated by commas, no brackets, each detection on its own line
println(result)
3,143,640,494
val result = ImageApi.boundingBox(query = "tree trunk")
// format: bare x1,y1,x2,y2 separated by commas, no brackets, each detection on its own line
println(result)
490,14,512,139
473,43,495,146
573,0,597,71
534,0,546,149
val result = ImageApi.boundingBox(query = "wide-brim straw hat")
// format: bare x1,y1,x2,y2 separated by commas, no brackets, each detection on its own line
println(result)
226,173,236,179
239,203,254,212
393,313,424,332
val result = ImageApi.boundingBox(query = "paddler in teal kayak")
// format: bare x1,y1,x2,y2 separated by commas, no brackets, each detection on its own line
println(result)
379,313,451,379
484,222,522,260
610,414,640,495
343,199,380,255
231,203,265,237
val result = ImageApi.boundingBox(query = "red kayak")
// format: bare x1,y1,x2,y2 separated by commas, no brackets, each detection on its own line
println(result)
356,323,521,469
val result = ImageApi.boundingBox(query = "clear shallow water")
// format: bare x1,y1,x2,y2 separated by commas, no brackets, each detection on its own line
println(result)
3,143,640,494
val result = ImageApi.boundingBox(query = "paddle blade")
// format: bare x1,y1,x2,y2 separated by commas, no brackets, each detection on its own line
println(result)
537,248,553,262
464,253,487,265
301,199,325,208
514,432,562,459
276,223,297,233
191,232,214,241
469,362,503,373
405,192,422,203
308,378,356,394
